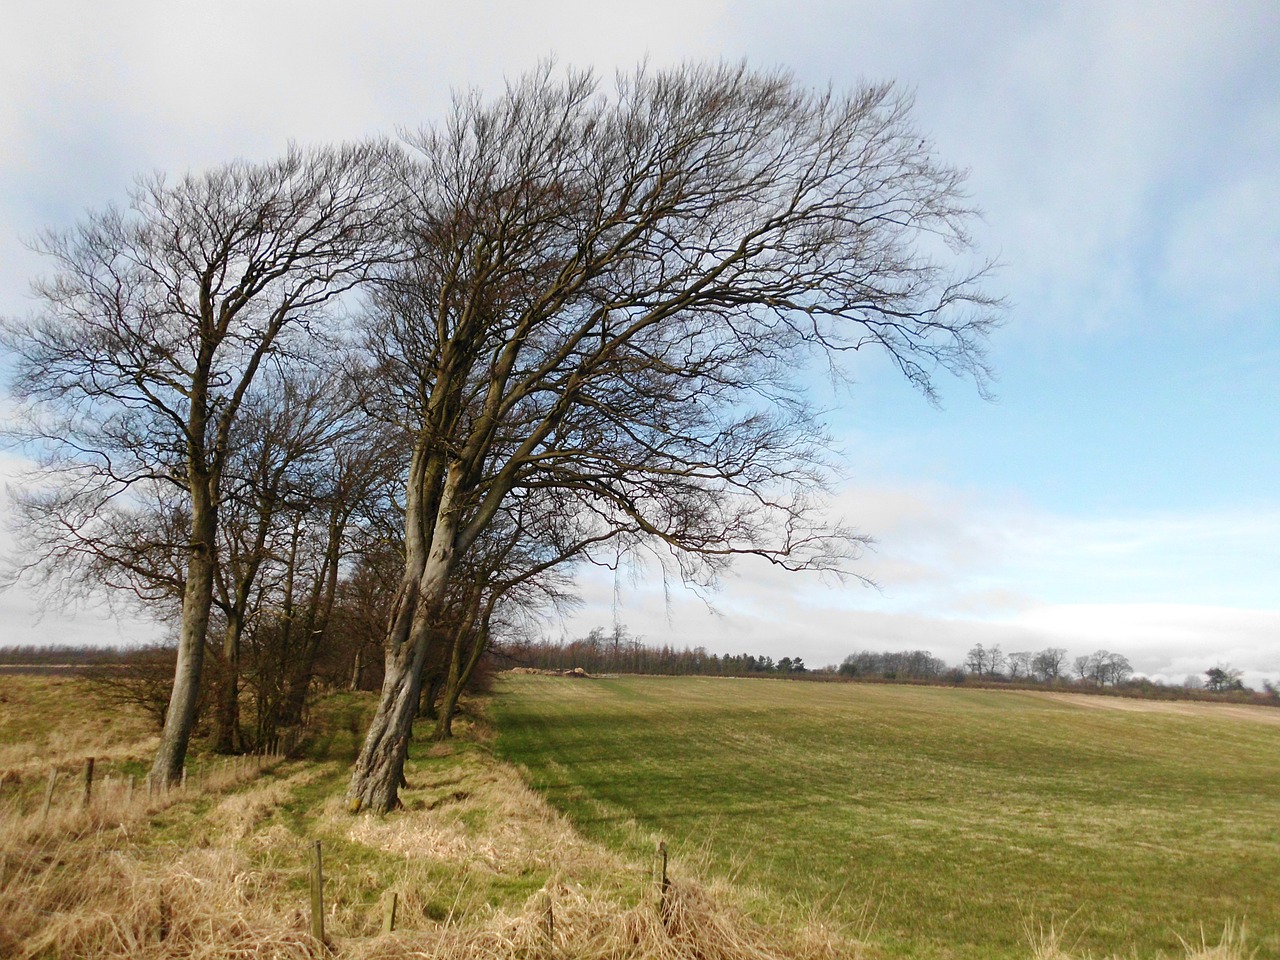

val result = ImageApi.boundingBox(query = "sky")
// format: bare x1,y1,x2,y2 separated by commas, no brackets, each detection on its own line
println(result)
0,1,1277,686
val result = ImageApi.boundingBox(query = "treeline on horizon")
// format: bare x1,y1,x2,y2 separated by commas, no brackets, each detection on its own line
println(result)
501,627,1280,705
4,631,1275,709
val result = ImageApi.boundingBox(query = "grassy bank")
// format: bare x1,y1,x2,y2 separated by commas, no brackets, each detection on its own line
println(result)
0,674,861,959
491,674,1280,959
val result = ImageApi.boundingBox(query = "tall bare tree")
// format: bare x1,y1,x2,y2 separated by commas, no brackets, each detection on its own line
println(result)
346,63,1000,813
3,143,396,783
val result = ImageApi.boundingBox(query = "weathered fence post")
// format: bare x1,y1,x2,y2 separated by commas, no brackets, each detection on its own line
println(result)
383,890,398,934
309,840,325,944
657,839,670,922
82,757,95,807
545,889,554,946
42,768,57,820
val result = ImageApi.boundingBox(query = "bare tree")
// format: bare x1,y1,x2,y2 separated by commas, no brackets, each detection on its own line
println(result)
1095,651,1132,686
1032,646,1067,682
345,63,999,813
3,144,396,783
1073,654,1093,684
1073,650,1132,687
1006,650,1033,681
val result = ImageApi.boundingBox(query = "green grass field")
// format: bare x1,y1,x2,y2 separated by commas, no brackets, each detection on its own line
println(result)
491,675,1280,960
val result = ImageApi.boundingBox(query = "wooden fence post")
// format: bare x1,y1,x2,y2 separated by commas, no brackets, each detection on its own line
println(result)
309,840,326,944
82,757,95,807
42,768,57,820
657,839,670,923
545,889,554,946
383,891,398,934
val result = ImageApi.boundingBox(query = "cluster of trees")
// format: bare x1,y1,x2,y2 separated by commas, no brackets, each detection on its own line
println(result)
3,63,999,812
1204,665,1246,693
1070,649,1134,687
962,644,1070,681
838,649,949,680
965,644,1132,685
507,628,806,676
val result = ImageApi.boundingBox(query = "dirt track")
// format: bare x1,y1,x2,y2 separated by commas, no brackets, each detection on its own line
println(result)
1034,690,1280,726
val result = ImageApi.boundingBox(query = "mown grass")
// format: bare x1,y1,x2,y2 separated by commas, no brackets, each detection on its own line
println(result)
491,674,1280,960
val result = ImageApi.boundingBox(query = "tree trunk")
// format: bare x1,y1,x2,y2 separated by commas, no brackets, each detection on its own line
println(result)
344,629,427,813
347,462,460,813
151,493,217,785
432,613,490,741
212,613,242,754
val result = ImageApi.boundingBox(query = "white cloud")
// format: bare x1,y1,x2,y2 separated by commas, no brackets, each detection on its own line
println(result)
557,478,1280,682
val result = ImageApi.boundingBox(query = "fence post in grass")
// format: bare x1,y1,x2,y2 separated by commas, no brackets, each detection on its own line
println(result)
383,890,398,934
657,839,670,923
309,840,325,944
82,757,95,807
42,768,57,820
544,889,554,947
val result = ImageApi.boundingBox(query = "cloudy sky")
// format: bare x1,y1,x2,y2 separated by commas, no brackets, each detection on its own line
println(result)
1,1,1277,685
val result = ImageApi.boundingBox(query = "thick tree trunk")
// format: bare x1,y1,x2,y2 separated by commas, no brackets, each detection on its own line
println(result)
344,620,430,813
347,462,460,813
151,495,217,785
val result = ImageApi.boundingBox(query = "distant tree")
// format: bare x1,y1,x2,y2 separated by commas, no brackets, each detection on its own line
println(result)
966,644,990,675
1032,647,1067,682
840,649,945,680
1101,651,1133,686
1073,655,1092,684
1205,665,1245,692
1076,650,1132,687
1006,651,1033,680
